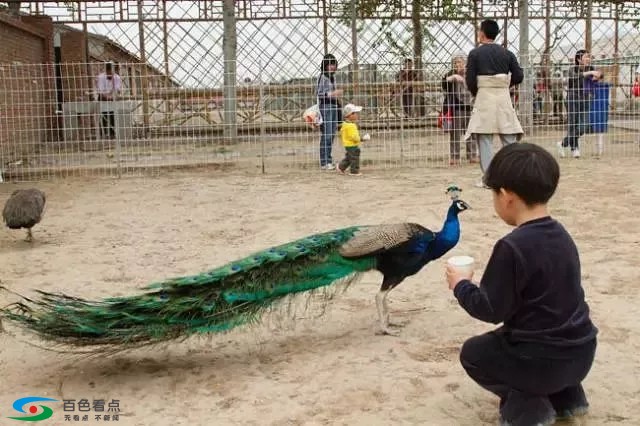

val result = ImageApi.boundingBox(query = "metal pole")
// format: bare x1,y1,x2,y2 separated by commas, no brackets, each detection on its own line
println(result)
162,0,170,123
351,0,359,101
116,133,122,178
585,0,593,52
137,1,150,137
259,61,265,174
612,1,619,111
399,60,405,165
223,0,238,144
322,0,328,55
518,1,533,132
543,0,551,124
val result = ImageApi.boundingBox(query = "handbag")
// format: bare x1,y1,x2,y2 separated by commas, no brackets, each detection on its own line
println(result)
303,103,322,128
303,76,326,129
438,108,453,130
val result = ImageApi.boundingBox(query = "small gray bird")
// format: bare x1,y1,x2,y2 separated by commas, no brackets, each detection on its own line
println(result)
2,188,46,242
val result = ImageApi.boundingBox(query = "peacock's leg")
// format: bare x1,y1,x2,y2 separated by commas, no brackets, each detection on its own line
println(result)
375,289,397,336
383,289,408,328
375,275,410,335
25,228,33,242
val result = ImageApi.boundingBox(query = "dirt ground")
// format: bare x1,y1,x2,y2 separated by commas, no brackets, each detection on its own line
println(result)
0,154,639,425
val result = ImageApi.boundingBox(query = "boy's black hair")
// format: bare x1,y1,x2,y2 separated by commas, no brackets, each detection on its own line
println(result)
483,142,560,206
480,19,500,40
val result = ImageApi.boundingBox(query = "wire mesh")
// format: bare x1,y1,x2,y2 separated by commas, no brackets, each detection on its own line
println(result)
0,1,639,181
1,54,639,182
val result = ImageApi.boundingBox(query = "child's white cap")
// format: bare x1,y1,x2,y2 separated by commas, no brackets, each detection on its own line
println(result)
343,103,363,117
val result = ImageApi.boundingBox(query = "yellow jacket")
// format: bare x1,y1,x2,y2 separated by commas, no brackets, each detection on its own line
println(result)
339,121,361,148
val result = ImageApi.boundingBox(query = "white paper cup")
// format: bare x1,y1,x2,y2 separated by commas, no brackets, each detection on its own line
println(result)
447,255,475,275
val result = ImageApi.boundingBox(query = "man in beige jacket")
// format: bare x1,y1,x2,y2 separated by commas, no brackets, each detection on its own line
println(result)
464,20,524,187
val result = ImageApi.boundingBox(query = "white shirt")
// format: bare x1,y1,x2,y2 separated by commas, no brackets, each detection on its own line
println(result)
95,72,122,97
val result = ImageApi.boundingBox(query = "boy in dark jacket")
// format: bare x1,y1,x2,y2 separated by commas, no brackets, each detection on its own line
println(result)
446,143,598,426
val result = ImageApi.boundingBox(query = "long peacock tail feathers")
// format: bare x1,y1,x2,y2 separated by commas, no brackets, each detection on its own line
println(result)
0,226,377,354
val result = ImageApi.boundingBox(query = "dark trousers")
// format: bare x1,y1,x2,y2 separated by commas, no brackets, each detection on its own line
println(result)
448,108,476,160
338,146,360,174
101,111,116,138
552,92,564,116
562,97,590,151
402,90,413,117
460,331,596,426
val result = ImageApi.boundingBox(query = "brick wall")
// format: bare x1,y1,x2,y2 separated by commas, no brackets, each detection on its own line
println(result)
0,12,56,163
60,30,90,103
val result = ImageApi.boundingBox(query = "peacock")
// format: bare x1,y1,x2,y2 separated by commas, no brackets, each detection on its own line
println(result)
0,186,469,353
2,188,46,242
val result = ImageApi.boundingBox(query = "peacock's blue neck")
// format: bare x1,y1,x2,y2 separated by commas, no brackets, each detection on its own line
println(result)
430,203,461,259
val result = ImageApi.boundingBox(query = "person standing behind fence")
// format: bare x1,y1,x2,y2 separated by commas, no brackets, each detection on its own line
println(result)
95,62,122,139
557,50,603,159
397,58,419,117
464,19,524,188
442,55,478,165
316,54,343,170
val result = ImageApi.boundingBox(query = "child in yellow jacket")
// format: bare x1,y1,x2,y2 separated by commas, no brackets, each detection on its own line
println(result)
337,103,364,176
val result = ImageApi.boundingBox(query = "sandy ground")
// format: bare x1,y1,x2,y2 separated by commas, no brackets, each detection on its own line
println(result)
0,154,639,426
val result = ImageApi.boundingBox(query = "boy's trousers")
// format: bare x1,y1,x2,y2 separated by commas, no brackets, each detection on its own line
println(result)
460,331,596,426
339,146,360,173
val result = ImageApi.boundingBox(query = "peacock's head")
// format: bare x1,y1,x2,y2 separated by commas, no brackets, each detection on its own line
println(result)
445,185,471,216
454,199,471,213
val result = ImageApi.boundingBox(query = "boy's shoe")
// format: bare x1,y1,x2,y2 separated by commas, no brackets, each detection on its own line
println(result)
557,141,566,158
572,149,581,158
499,419,554,426
321,163,335,170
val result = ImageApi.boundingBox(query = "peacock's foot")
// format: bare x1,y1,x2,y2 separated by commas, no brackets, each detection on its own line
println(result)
375,326,401,336
387,320,408,328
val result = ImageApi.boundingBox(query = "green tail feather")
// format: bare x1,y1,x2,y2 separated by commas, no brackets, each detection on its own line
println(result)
0,226,377,350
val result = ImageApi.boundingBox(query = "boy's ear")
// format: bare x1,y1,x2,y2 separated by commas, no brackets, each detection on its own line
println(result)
499,187,516,202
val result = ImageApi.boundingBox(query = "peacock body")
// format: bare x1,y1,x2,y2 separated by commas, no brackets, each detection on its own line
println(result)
0,187,469,352
2,188,46,242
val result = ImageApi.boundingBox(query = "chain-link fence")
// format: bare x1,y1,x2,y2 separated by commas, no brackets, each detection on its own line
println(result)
1,1,639,181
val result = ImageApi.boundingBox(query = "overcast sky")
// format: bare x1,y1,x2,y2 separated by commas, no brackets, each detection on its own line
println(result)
38,1,635,88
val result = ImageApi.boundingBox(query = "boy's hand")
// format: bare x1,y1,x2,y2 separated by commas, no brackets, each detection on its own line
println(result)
446,264,474,291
